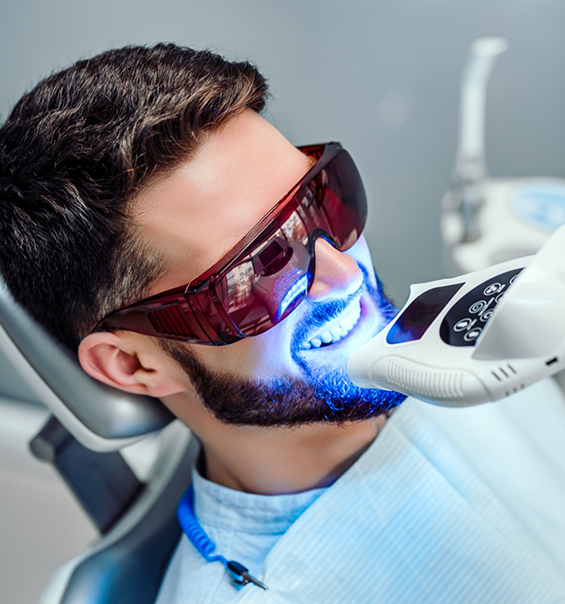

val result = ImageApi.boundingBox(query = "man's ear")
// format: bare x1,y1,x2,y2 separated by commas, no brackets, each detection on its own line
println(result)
78,331,187,398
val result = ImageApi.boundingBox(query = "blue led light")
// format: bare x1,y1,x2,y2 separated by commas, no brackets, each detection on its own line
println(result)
279,274,309,316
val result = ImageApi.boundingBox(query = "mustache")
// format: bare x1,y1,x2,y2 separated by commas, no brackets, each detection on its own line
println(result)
290,264,399,355
305,289,362,331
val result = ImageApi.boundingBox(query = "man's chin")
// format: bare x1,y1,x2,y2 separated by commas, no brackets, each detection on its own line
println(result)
290,361,406,423
201,371,406,427
160,337,405,427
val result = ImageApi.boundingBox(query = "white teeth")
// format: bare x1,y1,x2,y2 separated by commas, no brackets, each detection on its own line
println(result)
331,325,346,339
302,302,362,350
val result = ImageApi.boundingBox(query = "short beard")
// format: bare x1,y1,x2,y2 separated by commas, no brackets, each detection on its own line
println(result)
158,271,406,427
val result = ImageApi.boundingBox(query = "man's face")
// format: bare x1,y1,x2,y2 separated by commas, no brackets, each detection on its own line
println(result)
134,110,404,426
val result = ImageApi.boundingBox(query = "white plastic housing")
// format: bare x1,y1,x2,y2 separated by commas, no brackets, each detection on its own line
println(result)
348,226,565,406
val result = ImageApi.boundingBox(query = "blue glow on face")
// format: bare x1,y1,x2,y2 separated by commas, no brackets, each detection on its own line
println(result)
279,273,309,317
285,266,405,419
165,257,405,426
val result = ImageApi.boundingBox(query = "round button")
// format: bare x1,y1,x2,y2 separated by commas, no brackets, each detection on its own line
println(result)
454,318,474,332
469,300,487,314
479,309,494,322
484,283,502,296
464,327,482,342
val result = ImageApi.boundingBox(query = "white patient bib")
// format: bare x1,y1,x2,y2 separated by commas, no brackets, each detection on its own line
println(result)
235,380,565,603
158,378,565,603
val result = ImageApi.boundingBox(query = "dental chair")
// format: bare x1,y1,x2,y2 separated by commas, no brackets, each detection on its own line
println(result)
0,276,198,604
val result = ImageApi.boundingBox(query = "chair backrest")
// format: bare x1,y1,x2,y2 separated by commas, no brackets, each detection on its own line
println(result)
39,421,198,604
0,275,196,603
0,276,174,452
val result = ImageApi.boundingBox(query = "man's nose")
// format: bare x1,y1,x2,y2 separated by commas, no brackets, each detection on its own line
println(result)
307,237,364,301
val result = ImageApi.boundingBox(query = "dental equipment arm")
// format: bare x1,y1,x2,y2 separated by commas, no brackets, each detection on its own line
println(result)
452,37,508,243
348,226,565,407
455,37,507,185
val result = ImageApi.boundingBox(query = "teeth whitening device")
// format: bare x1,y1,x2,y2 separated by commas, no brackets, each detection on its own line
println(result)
348,38,565,407
348,225,565,406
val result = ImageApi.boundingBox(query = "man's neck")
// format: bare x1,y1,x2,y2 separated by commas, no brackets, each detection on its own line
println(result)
199,416,386,495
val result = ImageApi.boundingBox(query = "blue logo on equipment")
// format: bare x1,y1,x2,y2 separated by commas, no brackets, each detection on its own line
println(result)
511,181,565,232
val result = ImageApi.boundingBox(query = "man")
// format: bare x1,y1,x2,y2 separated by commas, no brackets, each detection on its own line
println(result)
1,44,565,603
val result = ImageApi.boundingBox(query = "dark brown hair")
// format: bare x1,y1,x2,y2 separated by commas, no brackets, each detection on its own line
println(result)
0,44,268,350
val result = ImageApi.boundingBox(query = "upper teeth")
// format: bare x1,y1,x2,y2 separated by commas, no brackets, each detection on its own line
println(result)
301,303,361,349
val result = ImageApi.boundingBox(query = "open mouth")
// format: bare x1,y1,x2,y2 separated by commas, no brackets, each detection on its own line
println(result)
300,301,362,350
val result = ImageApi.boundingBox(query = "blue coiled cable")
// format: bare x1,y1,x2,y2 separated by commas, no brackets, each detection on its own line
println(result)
176,484,268,590
177,484,229,565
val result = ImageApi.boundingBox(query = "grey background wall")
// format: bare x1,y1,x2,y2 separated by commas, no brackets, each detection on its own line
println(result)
1,1,565,601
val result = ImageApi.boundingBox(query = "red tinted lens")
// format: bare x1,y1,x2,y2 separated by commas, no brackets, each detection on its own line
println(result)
214,235,311,337
94,145,367,346
211,147,367,339
304,148,367,250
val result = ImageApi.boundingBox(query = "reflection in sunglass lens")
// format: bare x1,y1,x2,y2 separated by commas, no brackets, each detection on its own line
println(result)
214,149,366,339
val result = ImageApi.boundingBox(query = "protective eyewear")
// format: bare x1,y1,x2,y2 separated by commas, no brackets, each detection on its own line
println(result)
94,142,367,345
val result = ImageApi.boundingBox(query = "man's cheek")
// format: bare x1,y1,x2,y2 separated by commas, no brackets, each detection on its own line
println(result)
344,239,377,279
248,320,304,378
344,234,372,262
190,321,302,380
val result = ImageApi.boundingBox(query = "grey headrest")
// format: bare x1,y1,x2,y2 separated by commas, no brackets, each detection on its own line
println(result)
0,277,174,452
